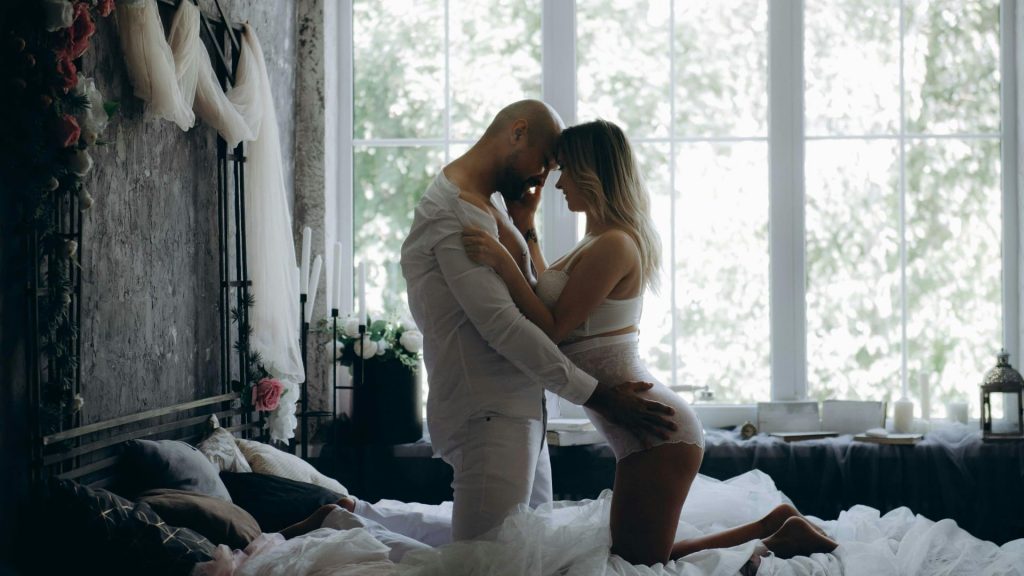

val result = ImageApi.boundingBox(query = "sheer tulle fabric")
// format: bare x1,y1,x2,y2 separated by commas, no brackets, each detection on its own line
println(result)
116,4,303,441
167,0,199,111
235,26,305,442
192,470,1024,576
115,0,194,129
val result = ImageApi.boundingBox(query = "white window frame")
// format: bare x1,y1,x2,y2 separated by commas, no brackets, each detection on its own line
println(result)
334,0,1019,404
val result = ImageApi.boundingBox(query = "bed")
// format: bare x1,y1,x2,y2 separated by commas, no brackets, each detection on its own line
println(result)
32,393,1024,576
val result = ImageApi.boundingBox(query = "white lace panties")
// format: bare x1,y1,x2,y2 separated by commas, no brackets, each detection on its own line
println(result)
562,333,705,460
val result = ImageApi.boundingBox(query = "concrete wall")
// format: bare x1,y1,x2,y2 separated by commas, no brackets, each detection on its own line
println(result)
1,0,299,569
80,0,298,422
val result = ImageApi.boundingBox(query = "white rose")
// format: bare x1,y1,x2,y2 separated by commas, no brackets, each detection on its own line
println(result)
399,330,423,353
68,149,93,176
62,239,78,259
323,339,344,351
43,0,74,32
81,128,98,147
78,188,94,211
70,393,84,413
74,76,109,135
353,336,378,358
343,318,362,338
375,339,388,355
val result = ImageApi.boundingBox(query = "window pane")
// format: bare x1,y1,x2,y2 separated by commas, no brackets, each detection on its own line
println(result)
675,142,769,402
354,146,445,315
904,0,1000,134
633,143,673,388
353,0,444,139
805,0,899,136
806,141,900,401
577,0,671,138
674,0,768,138
905,139,1001,417
449,0,542,140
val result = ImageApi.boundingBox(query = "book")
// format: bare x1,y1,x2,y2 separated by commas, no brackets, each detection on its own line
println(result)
546,428,604,447
821,400,886,435
853,432,922,445
758,401,821,433
547,418,596,432
769,431,839,442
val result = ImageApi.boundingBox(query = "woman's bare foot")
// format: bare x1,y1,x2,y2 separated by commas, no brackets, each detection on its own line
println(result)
759,504,828,538
336,496,356,513
762,517,837,559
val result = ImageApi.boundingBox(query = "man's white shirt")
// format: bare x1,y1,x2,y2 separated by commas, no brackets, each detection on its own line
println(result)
400,170,598,455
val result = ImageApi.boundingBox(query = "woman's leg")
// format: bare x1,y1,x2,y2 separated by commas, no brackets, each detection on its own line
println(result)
609,441,702,565
670,503,817,559
761,517,837,559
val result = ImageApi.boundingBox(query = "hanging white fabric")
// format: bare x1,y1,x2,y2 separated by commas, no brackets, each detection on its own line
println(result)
115,0,194,130
235,25,305,442
169,1,254,148
116,0,304,443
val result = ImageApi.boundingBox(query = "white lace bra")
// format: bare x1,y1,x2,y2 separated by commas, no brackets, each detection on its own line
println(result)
535,268,643,339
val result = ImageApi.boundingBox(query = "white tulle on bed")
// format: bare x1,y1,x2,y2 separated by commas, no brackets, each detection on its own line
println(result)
192,470,1024,576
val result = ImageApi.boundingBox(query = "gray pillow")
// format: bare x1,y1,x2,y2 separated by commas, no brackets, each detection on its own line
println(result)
121,439,232,502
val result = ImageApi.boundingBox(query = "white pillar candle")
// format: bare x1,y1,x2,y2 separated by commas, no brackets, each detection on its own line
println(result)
918,372,930,421
332,242,343,314
357,262,367,324
293,265,300,320
947,401,969,424
893,398,914,433
299,226,312,294
306,255,322,323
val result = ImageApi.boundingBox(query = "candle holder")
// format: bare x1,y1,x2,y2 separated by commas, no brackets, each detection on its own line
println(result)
299,292,309,458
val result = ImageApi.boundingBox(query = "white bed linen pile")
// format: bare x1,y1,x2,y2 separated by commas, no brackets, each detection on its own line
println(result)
191,469,1024,576
116,0,305,443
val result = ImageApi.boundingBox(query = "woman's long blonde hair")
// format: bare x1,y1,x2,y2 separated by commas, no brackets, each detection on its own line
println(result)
558,119,662,293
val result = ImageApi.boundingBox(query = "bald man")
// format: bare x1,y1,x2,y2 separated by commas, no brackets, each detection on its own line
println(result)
400,100,675,541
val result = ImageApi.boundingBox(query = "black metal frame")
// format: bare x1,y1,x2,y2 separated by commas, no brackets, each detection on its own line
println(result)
28,0,258,484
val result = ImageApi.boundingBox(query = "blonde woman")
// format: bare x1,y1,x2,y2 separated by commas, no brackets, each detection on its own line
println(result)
462,119,836,565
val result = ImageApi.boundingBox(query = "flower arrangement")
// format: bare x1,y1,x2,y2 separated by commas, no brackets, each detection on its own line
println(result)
4,0,117,427
321,314,423,372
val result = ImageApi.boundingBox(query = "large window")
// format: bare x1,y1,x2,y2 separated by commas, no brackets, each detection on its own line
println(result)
340,0,1015,415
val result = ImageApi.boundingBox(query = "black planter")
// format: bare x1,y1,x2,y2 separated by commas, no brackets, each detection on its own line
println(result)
352,360,423,445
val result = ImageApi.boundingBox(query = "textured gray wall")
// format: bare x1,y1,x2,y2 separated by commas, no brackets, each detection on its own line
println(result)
79,0,298,423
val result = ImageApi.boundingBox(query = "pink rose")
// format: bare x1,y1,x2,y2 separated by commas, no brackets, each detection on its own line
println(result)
54,55,77,92
252,378,284,412
56,114,80,148
61,3,96,60
97,0,114,18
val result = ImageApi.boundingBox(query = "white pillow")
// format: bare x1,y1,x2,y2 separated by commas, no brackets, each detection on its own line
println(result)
197,426,253,473
235,438,349,496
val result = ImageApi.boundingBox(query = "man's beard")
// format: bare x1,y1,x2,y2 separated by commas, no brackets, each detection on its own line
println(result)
495,154,538,203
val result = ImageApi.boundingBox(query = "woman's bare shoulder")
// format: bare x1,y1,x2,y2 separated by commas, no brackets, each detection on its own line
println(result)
590,229,639,258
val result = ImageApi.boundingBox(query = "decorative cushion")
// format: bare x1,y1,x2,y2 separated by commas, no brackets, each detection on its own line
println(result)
197,427,252,473
120,439,232,502
46,479,215,576
234,438,348,496
220,472,345,533
137,488,261,549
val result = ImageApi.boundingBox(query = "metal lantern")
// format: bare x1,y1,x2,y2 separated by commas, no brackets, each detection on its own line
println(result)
980,349,1024,441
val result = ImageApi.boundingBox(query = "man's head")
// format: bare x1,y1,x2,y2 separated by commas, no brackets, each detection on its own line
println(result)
484,100,564,202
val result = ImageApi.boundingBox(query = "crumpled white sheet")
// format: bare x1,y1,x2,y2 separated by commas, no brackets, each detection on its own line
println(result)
191,470,1024,576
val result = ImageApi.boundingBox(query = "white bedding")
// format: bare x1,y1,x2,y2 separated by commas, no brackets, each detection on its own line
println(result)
193,470,1024,576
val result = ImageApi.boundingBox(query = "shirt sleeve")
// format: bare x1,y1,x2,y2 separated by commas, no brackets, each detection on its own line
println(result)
432,227,597,405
